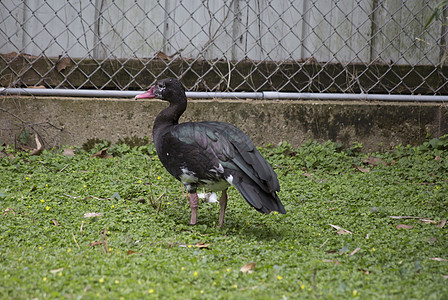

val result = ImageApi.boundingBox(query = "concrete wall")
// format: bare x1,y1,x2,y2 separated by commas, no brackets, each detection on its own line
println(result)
1,96,447,151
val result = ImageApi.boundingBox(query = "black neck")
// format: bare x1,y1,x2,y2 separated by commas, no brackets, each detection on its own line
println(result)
153,97,187,136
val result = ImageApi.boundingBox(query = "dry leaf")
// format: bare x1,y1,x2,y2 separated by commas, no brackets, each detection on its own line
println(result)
349,247,361,256
443,275,448,279
52,219,59,226
56,56,71,72
302,172,312,177
337,229,352,235
30,134,43,156
84,212,102,218
428,237,437,242
352,164,370,173
2,52,18,59
155,51,171,60
195,242,210,249
240,262,256,273
63,148,75,156
91,148,111,159
88,241,103,247
4,208,16,215
50,268,64,274
429,257,448,262
363,156,386,166
420,219,438,224
329,224,353,234
23,53,38,59
328,224,343,230
127,250,137,255
396,224,414,229
390,216,441,225
437,220,446,228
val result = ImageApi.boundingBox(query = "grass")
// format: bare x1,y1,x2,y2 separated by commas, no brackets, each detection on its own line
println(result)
0,138,447,299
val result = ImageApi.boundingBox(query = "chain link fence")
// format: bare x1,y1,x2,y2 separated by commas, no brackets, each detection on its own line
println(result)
1,0,447,94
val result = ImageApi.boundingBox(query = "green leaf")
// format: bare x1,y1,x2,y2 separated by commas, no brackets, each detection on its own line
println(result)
18,129,31,144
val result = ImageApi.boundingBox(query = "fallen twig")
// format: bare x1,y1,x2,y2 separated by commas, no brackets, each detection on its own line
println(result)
0,107,71,148
144,157,156,206
100,228,108,254
155,200,162,219
72,233,80,249
390,216,445,227
349,247,361,256
319,238,329,249
59,164,69,172
329,224,353,235
155,192,166,204
63,193,80,199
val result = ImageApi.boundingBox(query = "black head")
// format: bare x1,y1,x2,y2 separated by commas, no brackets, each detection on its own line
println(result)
135,78,186,102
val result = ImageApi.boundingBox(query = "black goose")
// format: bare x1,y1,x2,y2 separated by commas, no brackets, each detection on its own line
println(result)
136,78,286,227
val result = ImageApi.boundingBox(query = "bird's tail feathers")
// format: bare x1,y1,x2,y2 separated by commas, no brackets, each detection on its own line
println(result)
232,173,286,214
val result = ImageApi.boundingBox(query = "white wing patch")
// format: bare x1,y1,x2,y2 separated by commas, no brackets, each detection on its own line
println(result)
209,163,224,175
180,167,198,184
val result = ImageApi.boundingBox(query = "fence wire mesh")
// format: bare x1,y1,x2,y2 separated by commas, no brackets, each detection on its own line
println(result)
1,0,447,94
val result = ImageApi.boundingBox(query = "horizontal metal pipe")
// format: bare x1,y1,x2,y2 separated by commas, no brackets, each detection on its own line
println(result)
1,87,448,102
186,92,263,99
0,88,139,98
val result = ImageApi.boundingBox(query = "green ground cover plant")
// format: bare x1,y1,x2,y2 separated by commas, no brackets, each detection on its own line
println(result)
0,138,447,299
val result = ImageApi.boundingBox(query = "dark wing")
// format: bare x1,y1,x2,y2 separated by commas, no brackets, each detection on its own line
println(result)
171,121,285,214
155,124,223,186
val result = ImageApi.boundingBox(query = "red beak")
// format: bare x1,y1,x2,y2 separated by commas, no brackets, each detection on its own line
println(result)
135,85,156,99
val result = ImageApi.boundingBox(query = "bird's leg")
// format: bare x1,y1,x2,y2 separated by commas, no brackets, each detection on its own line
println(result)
189,193,199,225
218,189,228,228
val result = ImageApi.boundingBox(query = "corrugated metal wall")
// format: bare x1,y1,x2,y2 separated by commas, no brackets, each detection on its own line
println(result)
1,0,441,63
1,0,446,94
